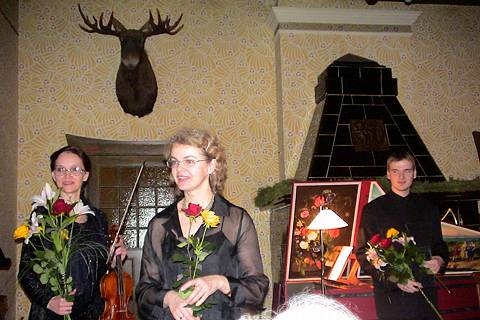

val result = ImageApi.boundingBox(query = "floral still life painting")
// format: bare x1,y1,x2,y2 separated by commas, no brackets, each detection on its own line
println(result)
366,228,443,320
172,202,221,316
14,183,106,320
289,184,358,278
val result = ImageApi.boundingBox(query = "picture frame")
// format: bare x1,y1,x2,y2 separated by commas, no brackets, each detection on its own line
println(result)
284,181,363,282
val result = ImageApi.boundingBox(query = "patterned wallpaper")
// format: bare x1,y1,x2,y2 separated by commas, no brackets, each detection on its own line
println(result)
16,0,480,317
277,0,480,179
17,0,277,317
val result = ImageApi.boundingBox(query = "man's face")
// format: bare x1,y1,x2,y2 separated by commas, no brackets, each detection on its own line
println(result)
387,159,416,197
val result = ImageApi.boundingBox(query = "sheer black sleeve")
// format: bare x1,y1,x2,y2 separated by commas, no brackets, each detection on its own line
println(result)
222,208,269,309
135,215,171,319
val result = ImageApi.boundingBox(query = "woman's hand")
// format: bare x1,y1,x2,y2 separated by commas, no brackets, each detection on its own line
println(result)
180,275,230,307
164,290,200,320
46,289,76,315
110,236,128,268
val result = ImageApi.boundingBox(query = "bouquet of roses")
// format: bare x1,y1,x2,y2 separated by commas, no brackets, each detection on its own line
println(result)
366,228,443,319
172,202,221,316
14,183,104,320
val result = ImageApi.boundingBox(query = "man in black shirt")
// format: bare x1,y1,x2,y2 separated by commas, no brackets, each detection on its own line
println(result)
357,151,449,320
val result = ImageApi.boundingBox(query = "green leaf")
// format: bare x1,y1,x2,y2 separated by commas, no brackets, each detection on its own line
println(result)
32,264,43,274
177,242,188,248
172,253,189,263
52,232,62,253
197,251,209,262
39,273,49,285
49,277,59,287
178,286,193,299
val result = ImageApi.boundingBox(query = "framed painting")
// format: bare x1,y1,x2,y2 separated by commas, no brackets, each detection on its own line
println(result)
284,181,363,282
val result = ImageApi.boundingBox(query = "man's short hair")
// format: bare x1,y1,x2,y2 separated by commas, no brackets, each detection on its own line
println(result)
386,150,416,171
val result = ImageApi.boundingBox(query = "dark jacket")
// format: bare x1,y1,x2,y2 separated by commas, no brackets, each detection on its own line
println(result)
19,197,108,320
356,192,449,320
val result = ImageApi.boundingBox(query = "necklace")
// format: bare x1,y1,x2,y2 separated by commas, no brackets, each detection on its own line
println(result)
182,194,215,212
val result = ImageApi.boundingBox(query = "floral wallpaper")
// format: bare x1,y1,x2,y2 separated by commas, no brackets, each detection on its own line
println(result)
277,0,480,179
17,0,277,317
16,0,480,317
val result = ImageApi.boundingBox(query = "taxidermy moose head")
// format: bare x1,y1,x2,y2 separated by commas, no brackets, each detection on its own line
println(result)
78,4,183,117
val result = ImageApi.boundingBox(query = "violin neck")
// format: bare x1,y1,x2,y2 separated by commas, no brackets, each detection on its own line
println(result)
115,256,126,305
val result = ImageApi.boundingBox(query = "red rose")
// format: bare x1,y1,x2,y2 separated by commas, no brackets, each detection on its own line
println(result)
52,199,74,216
313,195,325,208
303,257,315,266
299,227,308,237
326,228,340,238
300,209,310,218
370,234,382,245
182,203,202,218
379,238,392,249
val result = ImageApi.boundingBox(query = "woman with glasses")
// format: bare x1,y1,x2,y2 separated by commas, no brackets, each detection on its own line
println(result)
19,145,126,320
136,128,269,320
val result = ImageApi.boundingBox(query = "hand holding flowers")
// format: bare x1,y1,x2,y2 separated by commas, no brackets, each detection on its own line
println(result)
172,202,221,316
365,228,443,319
14,183,105,320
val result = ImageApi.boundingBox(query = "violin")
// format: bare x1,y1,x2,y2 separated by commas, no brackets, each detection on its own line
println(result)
100,230,135,320
100,162,145,320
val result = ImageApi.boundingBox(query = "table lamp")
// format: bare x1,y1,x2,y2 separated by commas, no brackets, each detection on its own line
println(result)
307,208,348,295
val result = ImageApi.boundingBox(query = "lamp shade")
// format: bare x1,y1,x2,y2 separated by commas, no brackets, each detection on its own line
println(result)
307,209,348,230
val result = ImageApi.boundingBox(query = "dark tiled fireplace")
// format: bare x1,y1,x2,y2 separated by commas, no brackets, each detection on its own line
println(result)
296,54,445,182
292,54,480,230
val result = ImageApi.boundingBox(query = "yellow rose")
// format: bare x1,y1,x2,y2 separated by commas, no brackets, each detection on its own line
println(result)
13,224,29,240
307,231,317,241
60,229,69,240
201,210,220,228
386,228,399,239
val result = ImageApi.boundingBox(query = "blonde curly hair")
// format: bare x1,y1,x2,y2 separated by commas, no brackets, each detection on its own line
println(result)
169,128,227,195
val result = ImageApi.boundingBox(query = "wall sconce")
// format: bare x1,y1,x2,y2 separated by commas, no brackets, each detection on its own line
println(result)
307,209,348,295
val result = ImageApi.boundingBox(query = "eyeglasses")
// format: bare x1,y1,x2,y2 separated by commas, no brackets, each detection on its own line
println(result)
166,158,210,168
53,166,86,176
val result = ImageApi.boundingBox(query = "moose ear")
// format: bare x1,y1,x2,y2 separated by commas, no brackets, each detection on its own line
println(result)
139,21,153,33
111,17,126,32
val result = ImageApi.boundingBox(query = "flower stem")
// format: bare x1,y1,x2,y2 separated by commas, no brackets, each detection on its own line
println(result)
186,218,194,277
419,288,443,320
192,226,208,280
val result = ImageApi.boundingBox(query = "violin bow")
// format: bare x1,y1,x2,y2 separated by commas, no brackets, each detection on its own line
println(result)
106,161,146,267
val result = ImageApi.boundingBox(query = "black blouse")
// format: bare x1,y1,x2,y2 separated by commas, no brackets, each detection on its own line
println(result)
135,194,269,320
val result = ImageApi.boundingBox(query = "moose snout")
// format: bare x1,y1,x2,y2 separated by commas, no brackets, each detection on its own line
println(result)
122,55,140,70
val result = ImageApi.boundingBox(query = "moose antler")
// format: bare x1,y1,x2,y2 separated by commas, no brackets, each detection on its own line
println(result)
78,4,125,35
142,9,184,37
